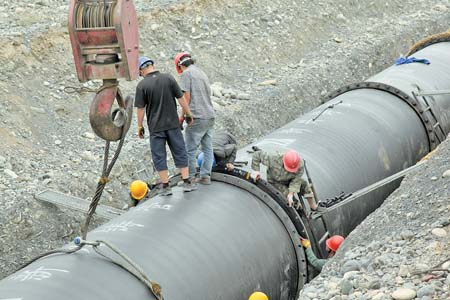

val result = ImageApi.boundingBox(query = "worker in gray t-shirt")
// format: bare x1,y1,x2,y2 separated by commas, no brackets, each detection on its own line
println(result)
175,52,215,184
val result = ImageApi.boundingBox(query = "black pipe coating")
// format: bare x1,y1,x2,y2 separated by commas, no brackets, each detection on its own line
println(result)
1,42,450,300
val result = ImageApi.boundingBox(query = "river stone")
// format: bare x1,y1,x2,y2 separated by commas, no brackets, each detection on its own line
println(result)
398,265,409,277
343,270,359,280
403,282,416,290
415,263,429,271
302,285,317,294
82,132,96,139
0,155,6,167
368,279,382,290
4,169,18,179
341,260,360,273
258,79,277,86
81,151,96,162
431,228,447,237
340,279,353,295
391,288,416,300
400,230,414,240
442,169,450,178
237,92,251,100
372,293,386,300
442,261,450,270
417,285,435,298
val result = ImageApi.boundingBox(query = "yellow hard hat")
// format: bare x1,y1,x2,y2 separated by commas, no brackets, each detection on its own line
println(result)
249,291,269,300
130,180,148,200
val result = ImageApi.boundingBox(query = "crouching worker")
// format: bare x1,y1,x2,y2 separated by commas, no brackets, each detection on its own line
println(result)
197,131,238,177
250,149,320,211
129,180,149,207
212,130,238,171
301,235,344,271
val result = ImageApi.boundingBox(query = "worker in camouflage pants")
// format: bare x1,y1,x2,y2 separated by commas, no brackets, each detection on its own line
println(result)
250,149,320,212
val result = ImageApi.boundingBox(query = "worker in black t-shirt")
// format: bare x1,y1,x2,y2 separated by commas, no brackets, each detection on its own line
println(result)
135,57,197,196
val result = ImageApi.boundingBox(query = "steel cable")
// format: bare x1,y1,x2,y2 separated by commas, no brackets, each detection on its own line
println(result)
80,130,126,240
92,239,164,300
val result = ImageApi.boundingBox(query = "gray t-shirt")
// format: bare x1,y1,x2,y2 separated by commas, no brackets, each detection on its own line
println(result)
179,65,215,119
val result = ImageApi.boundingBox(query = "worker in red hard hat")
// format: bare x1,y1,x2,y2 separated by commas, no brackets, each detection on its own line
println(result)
174,52,215,185
301,235,344,271
250,149,321,212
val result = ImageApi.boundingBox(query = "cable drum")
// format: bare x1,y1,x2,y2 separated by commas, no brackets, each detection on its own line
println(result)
75,0,117,29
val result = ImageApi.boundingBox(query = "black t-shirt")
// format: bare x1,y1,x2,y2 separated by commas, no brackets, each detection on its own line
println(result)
135,71,184,133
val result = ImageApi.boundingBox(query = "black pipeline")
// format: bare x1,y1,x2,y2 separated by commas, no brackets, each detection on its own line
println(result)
1,41,450,300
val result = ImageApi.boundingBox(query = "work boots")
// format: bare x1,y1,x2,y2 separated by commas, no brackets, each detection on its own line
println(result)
159,185,172,196
181,179,197,192
193,176,211,185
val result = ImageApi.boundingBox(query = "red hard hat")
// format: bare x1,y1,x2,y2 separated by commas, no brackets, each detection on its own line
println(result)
174,52,191,74
326,235,344,252
282,150,301,173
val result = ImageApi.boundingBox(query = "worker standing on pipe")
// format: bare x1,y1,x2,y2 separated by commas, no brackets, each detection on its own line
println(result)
301,235,344,271
135,57,197,196
198,130,238,173
175,52,215,185
250,149,321,211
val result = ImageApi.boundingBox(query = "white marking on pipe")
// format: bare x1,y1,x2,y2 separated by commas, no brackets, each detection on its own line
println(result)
10,267,69,282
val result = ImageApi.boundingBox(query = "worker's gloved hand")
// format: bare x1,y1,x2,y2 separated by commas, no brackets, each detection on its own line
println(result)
249,171,261,182
301,238,311,248
287,193,294,207
184,113,194,126
138,126,145,139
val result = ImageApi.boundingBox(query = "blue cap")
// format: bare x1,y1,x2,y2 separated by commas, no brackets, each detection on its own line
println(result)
139,56,154,69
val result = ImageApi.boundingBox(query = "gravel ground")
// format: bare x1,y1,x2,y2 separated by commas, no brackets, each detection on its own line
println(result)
299,138,450,300
1,0,450,290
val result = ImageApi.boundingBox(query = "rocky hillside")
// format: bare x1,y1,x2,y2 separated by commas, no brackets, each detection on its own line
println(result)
1,0,450,286
300,138,450,300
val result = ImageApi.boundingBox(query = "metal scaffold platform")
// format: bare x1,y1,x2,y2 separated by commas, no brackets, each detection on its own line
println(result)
35,189,123,220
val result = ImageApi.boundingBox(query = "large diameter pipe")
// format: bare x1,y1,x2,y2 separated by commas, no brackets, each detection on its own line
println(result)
241,87,428,237
239,42,450,248
2,42,450,300
0,179,305,300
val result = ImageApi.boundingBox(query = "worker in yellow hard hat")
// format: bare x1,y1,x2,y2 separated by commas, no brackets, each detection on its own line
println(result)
248,291,269,300
129,180,149,206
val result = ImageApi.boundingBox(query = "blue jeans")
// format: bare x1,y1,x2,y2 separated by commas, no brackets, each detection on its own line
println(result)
184,118,215,177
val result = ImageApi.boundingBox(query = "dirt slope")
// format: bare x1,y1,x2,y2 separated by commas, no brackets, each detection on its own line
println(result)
1,0,450,284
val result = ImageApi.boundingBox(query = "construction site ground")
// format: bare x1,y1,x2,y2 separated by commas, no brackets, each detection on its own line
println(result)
0,0,450,299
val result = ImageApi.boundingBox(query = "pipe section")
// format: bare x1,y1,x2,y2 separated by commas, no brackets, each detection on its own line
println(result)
239,42,450,250
1,42,450,300
0,179,304,300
